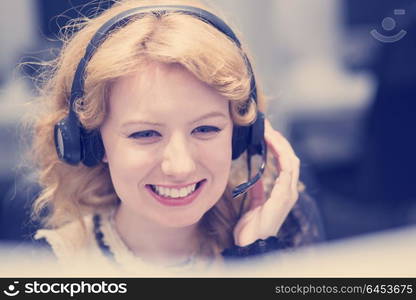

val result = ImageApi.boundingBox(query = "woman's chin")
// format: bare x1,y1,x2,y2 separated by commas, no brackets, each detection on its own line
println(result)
154,214,202,228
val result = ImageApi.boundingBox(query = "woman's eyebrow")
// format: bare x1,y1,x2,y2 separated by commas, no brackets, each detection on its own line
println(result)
188,111,229,123
121,120,162,127
121,111,229,128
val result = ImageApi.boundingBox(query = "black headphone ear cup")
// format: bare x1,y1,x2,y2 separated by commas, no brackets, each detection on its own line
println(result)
232,125,250,160
232,112,265,160
247,112,265,156
54,116,82,165
81,130,105,167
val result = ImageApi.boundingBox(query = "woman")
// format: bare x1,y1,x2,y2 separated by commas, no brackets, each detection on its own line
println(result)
28,0,324,273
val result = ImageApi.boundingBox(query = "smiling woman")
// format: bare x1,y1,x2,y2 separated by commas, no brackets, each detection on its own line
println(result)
25,0,325,273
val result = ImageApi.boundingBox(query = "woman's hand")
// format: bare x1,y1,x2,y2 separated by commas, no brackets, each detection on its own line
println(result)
233,118,300,247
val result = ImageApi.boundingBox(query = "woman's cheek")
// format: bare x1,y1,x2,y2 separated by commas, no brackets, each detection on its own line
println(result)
109,149,154,201
110,146,152,181
120,147,154,171
203,134,232,172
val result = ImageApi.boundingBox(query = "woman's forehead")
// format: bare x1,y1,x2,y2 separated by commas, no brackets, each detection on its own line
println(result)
107,61,230,120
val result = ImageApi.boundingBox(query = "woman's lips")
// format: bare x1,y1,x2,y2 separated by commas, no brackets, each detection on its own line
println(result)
145,179,206,207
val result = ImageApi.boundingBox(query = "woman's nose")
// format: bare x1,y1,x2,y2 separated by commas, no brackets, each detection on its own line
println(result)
161,133,196,179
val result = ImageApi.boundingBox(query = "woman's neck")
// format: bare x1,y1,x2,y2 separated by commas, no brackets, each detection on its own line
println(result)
113,204,200,266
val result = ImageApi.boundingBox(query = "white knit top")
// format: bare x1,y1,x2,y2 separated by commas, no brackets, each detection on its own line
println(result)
34,210,221,276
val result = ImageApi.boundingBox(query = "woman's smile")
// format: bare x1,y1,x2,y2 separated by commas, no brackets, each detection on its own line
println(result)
145,179,207,206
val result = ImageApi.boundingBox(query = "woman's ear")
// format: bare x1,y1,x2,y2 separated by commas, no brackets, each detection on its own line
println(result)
102,153,108,163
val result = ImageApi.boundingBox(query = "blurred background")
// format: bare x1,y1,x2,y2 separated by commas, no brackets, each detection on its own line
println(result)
0,0,415,245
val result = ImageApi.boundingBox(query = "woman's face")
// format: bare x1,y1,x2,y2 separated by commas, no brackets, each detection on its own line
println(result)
100,62,233,228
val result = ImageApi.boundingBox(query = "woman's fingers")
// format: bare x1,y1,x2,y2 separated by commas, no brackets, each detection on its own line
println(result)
264,119,300,193
251,170,293,238
247,178,266,210
264,170,292,210
291,154,301,192
264,119,298,174
261,119,300,223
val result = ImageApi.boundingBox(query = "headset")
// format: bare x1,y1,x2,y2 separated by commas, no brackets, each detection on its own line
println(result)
54,5,267,199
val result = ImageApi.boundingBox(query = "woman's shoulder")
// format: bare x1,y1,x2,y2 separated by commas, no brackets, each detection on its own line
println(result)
32,212,126,275
33,214,97,260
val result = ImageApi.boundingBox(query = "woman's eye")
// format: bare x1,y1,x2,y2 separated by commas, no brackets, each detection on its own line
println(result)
128,130,161,139
193,126,221,134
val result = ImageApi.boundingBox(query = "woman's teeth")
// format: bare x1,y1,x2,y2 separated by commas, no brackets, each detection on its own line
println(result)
151,183,197,198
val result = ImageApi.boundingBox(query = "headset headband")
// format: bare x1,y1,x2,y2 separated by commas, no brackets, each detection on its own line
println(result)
70,5,257,115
